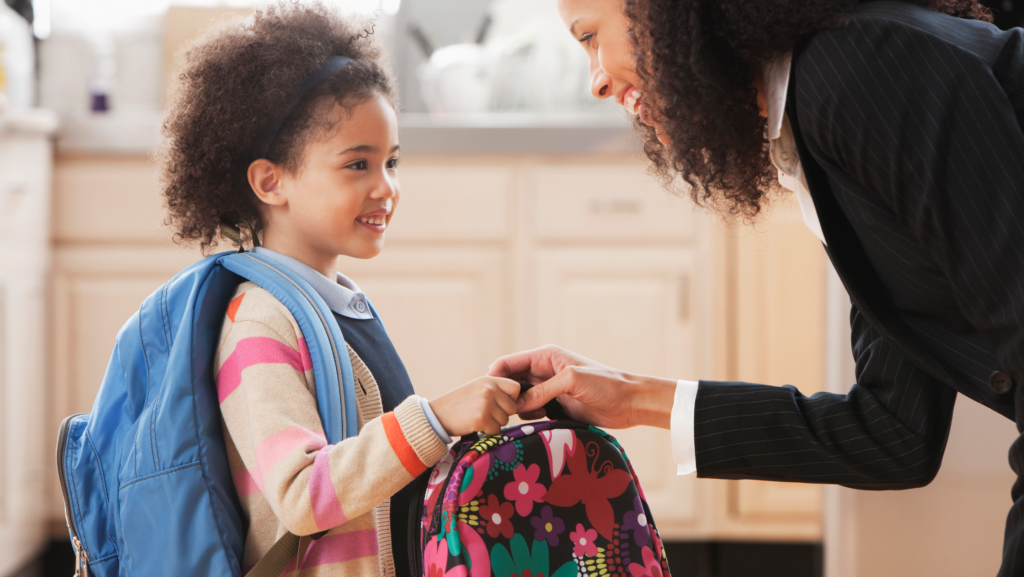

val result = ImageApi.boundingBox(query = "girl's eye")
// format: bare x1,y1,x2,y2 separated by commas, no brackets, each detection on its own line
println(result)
347,160,368,170
387,157,400,170
580,33,594,48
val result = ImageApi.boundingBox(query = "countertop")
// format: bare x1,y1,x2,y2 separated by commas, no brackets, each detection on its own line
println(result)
55,111,642,156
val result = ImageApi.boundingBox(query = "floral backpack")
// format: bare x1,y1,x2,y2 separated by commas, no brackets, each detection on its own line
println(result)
413,420,672,577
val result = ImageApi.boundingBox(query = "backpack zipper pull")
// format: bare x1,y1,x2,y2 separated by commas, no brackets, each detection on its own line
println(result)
72,536,89,577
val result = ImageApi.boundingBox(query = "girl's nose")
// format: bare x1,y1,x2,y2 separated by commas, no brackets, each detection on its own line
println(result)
374,174,398,200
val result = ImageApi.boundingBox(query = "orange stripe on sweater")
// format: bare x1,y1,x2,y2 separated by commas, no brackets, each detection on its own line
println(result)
381,412,425,477
227,292,245,323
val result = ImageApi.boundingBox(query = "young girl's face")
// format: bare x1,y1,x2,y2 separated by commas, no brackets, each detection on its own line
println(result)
260,93,400,269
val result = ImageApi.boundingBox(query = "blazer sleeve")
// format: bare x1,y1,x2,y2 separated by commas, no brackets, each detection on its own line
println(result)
695,305,957,489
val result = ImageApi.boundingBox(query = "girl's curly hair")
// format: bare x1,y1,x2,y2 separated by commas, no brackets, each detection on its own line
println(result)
623,0,992,221
157,2,397,252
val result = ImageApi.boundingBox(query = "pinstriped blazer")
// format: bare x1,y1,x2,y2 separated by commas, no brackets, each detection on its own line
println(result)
694,2,1024,490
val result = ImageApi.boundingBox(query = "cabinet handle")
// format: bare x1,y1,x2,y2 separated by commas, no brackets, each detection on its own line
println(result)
0,182,28,215
589,198,642,214
678,275,690,322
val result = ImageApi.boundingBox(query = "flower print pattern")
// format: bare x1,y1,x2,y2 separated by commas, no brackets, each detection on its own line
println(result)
621,497,650,547
570,524,598,558
628,546,663,577
491,534,576,577
530,506,565,547
543,440,632,541
419,422,672,577
540,429,577,480
425,537,469,577
480,494,515,539
457,520,492,577
504,464,547,516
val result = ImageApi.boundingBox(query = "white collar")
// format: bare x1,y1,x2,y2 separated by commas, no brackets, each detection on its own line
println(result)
764,53,792,141
253,247,375,320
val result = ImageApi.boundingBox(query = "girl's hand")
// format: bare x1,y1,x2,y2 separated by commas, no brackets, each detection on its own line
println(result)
429,377,521,437
487,345,676,430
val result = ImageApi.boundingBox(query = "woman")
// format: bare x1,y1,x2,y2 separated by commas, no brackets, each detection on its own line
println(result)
490,0,1024,573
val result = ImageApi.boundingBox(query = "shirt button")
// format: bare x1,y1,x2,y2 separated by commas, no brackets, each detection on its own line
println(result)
354,300,366,312
989,371,1014,394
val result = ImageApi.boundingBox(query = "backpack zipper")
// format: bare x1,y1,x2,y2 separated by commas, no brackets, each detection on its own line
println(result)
240,255,348,436
407,472,431,577
57,413,90,577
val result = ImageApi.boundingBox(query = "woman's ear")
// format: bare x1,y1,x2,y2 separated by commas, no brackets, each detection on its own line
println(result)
248,159,288,207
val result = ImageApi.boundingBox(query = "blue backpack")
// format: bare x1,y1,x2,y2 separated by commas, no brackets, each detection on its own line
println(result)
56,250,359,577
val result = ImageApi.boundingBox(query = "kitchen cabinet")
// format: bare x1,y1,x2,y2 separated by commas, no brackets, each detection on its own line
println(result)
45,153,826,546
0,111,58,576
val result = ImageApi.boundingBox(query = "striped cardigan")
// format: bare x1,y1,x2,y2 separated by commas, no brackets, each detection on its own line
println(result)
215,282,449,575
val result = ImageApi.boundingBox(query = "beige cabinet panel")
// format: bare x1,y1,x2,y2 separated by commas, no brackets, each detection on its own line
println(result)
533,247,710,538
532,164,694,243
335,247,506,402
387,164,512,243
53,157,169,244
726,196,827,540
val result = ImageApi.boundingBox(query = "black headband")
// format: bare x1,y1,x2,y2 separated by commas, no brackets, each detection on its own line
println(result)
251,55,354,161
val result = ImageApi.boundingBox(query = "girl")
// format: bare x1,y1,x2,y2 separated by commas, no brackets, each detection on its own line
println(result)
157,4,520,575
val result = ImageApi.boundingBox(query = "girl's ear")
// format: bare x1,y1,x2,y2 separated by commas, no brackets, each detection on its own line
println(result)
248,159,288,207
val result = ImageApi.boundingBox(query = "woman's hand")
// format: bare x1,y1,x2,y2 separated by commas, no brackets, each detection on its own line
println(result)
487,345,677,430
429,377,521,437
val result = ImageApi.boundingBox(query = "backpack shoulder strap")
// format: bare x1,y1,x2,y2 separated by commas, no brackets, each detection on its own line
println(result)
218,251,358,443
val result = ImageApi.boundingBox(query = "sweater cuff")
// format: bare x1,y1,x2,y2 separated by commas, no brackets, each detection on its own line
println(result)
394,396,450,469
419,397,453,444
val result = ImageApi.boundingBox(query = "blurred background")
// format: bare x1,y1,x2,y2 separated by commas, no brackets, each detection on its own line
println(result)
1,0,1022,576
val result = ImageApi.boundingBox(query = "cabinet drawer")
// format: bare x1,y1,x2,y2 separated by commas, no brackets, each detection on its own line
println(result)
387,164,511,242
54,157,168,244
533,164,694,242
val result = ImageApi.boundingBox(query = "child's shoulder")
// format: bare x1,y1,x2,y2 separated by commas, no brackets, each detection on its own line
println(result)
220,281,304,346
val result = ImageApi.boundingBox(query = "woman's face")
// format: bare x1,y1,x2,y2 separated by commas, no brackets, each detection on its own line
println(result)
557,0,664,140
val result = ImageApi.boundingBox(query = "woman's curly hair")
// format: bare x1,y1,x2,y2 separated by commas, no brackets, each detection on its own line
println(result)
623,0,992,221
157,2,397,252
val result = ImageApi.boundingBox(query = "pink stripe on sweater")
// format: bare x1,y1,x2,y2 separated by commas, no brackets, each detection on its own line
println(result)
301,529,379,569
309,446,347,530
297,337,313,373
255,426,327,475
216,336,306,403
232,468,262,496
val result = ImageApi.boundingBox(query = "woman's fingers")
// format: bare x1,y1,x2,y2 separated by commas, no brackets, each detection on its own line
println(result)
488,345,597,381
516,370,576,413
487,350,541,380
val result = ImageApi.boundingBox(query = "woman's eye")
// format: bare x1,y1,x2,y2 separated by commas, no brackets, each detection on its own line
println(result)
346,160,368,170
580,33,594,48
387,158,400,170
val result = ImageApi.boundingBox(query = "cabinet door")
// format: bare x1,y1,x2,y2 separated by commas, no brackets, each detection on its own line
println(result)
532,247,711,539
0,275,48,574
727,196,827,541
335,246,507,402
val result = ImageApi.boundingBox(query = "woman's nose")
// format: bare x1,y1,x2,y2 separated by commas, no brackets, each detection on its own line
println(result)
590,66,612,99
